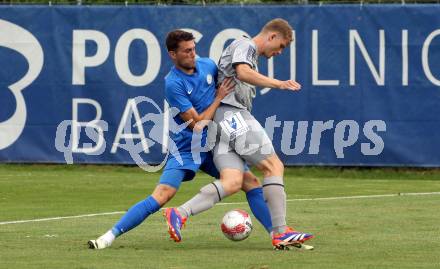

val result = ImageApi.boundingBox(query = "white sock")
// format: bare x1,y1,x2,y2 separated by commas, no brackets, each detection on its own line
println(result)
100,230,115,244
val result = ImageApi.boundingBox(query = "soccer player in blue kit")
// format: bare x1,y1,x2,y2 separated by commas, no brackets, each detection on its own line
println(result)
88,30,272,249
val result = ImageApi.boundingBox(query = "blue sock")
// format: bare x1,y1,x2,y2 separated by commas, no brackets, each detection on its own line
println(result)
112,196,161,237
246,187,272,233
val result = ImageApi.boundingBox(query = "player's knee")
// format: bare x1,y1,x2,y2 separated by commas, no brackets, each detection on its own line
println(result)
259,155,284,177
152,184,177,206
272,157,284,175
244,175,260,186
218,169,244,195
221,178,243,195
230,179,243,194
241,175,261,192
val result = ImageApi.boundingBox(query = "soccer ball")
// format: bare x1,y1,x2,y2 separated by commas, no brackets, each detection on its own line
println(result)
220,209,253,241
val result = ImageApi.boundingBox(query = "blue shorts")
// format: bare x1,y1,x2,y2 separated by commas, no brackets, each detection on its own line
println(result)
159,151,220,189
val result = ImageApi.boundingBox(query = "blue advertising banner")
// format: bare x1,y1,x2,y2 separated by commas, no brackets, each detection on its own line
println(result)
1,5,440,166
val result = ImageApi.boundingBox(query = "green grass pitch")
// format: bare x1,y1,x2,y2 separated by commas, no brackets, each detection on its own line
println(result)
1,164,440,269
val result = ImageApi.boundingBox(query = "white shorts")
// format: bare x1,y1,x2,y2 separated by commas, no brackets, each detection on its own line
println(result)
208,104,275,171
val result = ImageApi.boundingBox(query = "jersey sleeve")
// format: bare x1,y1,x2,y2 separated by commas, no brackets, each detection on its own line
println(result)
165,80,193,113
231,41,256,68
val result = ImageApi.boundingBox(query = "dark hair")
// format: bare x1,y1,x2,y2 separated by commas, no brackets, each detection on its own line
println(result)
166,30,195,51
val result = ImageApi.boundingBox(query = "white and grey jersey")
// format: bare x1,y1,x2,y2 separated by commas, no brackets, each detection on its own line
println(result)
217,37,258,111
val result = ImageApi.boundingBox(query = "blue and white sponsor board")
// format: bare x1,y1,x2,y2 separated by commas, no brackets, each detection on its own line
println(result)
1,5,440,166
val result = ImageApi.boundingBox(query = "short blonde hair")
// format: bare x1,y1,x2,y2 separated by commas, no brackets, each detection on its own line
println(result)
262,18,293,41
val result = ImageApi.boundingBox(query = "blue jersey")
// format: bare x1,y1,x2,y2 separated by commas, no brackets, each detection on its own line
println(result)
164,58,218,154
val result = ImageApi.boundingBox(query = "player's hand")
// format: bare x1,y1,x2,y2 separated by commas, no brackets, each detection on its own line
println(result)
216,77,235,99
279,80,301,91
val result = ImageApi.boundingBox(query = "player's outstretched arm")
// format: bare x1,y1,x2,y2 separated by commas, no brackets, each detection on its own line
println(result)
235,64,301,91
179,78,235,132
